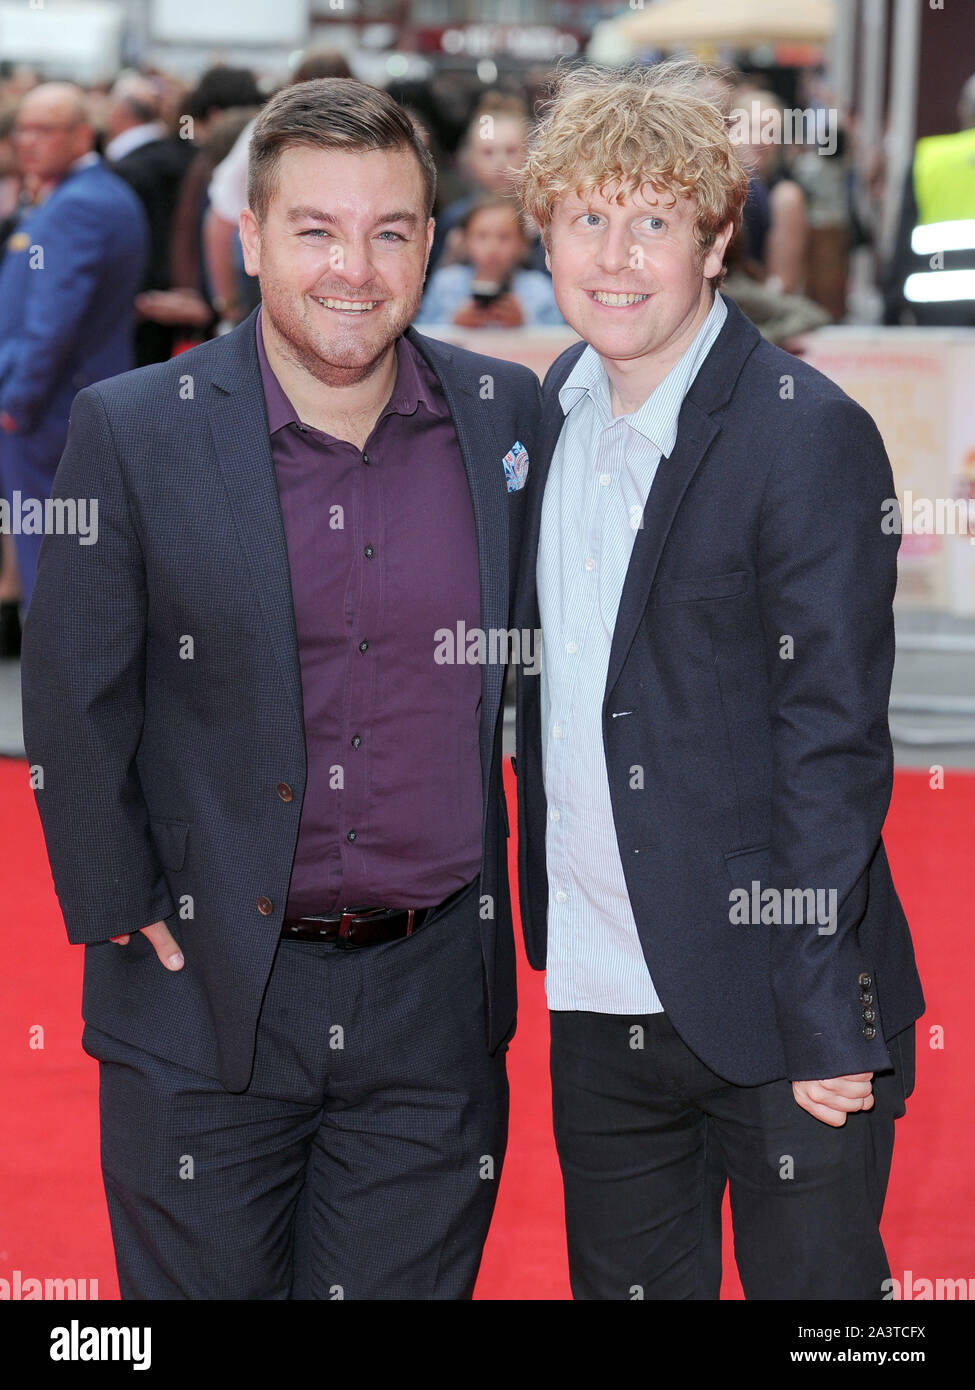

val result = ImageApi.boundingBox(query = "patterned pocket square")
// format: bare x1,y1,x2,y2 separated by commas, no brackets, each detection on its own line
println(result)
502,440,530,492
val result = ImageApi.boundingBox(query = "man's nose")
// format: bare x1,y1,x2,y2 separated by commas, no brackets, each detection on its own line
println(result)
595,223,633,275
331,240,374,288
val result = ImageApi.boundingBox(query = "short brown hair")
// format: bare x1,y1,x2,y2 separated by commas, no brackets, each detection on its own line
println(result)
247,78,437,225
519,60,748,287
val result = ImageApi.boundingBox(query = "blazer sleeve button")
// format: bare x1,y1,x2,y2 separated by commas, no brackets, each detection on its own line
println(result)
858,972,872,988
862,1024,877,1040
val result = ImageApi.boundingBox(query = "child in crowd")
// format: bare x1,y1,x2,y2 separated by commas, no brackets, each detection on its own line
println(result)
415,194,564,328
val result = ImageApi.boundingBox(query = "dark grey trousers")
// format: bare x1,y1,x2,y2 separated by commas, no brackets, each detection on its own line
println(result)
550,1010,915,1301
83,880,509,1300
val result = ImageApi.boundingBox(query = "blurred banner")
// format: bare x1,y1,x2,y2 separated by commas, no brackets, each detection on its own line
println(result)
802,328,975,616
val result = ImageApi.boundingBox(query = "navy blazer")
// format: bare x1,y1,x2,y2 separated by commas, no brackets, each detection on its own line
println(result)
514,294,924,1085
0,158,148,433
21,311,541,1091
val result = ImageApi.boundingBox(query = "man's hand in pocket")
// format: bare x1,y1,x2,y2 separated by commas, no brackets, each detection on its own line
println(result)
111,920,184,970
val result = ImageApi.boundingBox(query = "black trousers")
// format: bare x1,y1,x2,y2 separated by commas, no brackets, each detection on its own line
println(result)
550,1010,915,1301
82,879,509,1299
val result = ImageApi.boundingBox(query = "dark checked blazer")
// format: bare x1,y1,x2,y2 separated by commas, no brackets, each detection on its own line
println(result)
514,293,925,1086
21,308,541,1091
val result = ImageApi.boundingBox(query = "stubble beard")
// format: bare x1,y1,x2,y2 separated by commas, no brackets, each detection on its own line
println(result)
262,272,424,389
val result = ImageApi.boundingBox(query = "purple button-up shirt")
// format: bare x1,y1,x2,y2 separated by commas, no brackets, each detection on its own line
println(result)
256,309,482,916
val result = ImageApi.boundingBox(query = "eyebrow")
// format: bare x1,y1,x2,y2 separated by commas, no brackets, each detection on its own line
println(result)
285,207,420,229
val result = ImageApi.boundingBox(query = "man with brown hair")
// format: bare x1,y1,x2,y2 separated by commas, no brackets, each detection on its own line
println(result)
514,61,923,1300
22,77,539,1299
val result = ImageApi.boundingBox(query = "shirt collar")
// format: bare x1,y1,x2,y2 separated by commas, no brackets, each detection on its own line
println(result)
255,307,442,435
559,291,728,458
67,151,101,174
104,122,168,164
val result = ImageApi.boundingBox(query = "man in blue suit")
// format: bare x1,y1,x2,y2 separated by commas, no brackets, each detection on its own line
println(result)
22,79,538,1299
0,82,148,609
514,62,924,1300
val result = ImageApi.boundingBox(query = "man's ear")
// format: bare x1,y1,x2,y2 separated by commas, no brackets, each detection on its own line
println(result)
423,215,435,275
239,207,261,278
702,221,735,282
544,242,551,273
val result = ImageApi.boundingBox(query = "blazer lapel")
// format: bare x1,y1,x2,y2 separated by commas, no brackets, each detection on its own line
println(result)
604,294,762,700
603,403,718,699
406,327,510,787
207,310,304,724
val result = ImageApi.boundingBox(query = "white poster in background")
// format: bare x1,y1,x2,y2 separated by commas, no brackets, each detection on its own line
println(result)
0,2,122,82
151,0,308,45
801,330,975,615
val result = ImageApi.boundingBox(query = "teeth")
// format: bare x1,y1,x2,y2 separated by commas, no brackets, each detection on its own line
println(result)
315,297,377,311
591,291,648,306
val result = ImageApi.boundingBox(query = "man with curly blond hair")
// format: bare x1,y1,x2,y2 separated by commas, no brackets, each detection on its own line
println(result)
513,61,923,1300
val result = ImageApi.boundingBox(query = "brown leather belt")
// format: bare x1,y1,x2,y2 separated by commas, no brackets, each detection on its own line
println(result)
281,882,473,947
281,904,428,947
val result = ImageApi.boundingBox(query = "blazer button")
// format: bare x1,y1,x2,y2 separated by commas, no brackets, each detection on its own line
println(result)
276,782,293,802
862,1024,877,1040
257,896,273,915
858,972,872,988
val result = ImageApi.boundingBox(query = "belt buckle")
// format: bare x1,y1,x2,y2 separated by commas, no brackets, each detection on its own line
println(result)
336,905,399,949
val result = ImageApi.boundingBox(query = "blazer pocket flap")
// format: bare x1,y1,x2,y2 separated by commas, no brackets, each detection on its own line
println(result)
652,571,749,605
149,817,189,871
724,845,770,890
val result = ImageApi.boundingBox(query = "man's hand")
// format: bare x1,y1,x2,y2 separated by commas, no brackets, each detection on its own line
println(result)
111,920,184,970
482,292,524,327
792,1073,874,1126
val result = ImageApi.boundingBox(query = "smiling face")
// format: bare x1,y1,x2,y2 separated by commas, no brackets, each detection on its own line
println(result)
239,143,434,388
545,182,733,391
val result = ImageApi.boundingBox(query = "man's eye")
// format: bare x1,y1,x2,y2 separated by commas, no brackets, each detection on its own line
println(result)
377,230,406,241
301,229,329,238
578,213,601,227
642,217,664,231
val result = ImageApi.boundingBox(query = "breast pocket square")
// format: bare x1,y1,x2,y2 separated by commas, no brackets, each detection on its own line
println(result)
502,440,530,492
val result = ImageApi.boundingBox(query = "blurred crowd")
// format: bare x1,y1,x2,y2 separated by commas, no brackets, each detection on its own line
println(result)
1,50,972,643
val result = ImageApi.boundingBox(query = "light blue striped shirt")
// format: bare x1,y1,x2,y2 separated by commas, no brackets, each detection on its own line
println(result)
537,291,727,1013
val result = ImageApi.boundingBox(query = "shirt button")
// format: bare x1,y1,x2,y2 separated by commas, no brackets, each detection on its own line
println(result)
351,734,362,749
555,891,567,903
364,545,375,559
358,639,369,652
552,724,563,738
346,829,357,842
256,896,273,916
276,782,293,802
362,452,370,465
584,558,595,571
565,641,578,654
550,808,561,821
599,473,611,486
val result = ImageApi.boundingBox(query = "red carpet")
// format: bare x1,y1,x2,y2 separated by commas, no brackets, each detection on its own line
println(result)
0,754,970,1300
